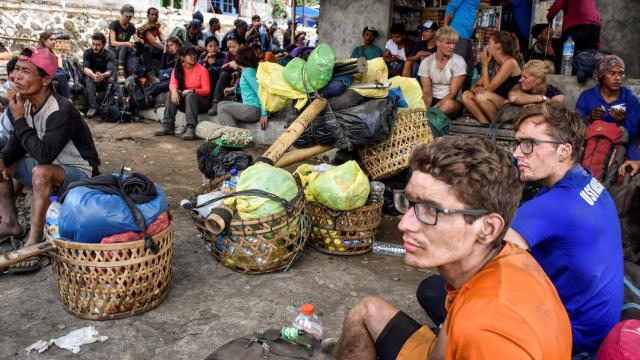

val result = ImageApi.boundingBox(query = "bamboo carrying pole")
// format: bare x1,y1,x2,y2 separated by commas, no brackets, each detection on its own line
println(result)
204,98,328,235
274,145,333,168
0,242,54,269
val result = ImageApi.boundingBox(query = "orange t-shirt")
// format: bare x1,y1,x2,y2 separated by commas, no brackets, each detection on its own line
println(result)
441,241,573,359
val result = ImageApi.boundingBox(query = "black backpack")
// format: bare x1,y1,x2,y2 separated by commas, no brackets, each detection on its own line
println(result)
124,76,155,111
99,84,131,123
572,49,609,83
63,57,85,94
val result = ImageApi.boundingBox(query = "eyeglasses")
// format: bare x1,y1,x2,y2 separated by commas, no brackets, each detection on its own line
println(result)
393,190,488,226
509,138,564,154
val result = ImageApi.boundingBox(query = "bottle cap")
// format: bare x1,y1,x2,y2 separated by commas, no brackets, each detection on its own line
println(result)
301,303,315,315
230,168,238,176
49,196,59,203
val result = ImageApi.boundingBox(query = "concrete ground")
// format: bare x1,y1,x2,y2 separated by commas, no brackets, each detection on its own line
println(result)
0,119,434,359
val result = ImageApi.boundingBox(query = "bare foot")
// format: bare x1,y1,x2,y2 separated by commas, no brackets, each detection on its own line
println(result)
0,221,24,238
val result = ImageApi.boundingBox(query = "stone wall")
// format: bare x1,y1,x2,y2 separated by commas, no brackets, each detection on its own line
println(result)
318,0,392,59
595,0,640,78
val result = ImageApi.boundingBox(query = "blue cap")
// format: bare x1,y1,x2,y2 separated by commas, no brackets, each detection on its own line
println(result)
189,19,202,29
49,195,60,203
230,168,238,176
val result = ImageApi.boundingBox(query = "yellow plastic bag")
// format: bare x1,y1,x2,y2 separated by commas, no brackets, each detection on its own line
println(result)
293,164,320,202
389,76,427,111
351,57,389,99
224,163,299,220
256,62,308,112
308,161,370,211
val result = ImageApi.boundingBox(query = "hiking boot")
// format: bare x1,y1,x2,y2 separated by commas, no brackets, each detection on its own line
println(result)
154,124,175,136
86,107,97,118
182,127,196,141
117,67,126,84
207,101,218,116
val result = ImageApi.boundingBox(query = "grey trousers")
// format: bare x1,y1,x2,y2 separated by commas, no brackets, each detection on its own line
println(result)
216,101,261,127
163,92,209,128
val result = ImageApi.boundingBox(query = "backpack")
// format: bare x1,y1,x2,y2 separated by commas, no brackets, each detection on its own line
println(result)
124,76,155,111
610,175,640,264
572,49,609,84
99,84,131,123
581,120,628,187
622,261,640,321
63,57,86,94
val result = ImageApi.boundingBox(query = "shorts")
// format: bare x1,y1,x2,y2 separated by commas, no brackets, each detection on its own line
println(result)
375,311,436,360
13,157,89,195
431,97,443,107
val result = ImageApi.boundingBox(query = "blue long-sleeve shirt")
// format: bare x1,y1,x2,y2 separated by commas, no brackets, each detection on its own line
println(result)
239,67,267,117
576,85,640,160
445,0,480,40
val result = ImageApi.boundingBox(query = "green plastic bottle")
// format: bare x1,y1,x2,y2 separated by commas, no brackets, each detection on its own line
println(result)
280,326,319,350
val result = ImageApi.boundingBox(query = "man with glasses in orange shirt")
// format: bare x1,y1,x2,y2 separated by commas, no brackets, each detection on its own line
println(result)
330,135,572,360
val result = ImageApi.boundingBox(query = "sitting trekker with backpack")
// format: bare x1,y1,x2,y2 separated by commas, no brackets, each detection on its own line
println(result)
215,46,267,129
82,32,117,118
1,46,100,272
576,55,640,160
145,36,182,100
154,46,210,141
505,102,623,356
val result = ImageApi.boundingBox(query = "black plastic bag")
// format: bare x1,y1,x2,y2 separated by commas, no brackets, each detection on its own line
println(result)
333,98,397,148
381,168,411,215
197,143,253,179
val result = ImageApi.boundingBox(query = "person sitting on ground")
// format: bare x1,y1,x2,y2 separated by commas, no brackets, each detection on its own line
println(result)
216,46,268,130
207,37,241,116
576,55,640,160
185,19,205,53
108,4,137,84
461,31,522,123
202,17,223,47
506,102,623,355
82,32,116,119
37,31,70,98
1,46,100,272
154,46,210,141
247,34,278,63
0,59,18,147
221,19,248,52
137,7,164,82
524,23,561,72
198,36,226,101
145,36,182,100
331,135,572,360
383,23,413,76
402,21,438,78
289,32,309,58
508,60,565,106
246,15,268,52
351,26,384,60
418,26,466,118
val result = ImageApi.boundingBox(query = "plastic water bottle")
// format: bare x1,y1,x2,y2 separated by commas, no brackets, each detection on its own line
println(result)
561,36,575,76
229,168,239,183
221,168,239,193
45,196,62,238
292,304,323,343
372,241,406,257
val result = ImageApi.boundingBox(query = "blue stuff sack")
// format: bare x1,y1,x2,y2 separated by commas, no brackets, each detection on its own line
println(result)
58,184,168,243
387,87,409,108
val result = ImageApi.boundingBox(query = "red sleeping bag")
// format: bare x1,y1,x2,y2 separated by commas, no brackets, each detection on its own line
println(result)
100,212,170,244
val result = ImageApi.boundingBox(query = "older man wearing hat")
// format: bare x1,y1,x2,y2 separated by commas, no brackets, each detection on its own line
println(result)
220,19,248,52
108,4,137,83
351,26,383,60
1,46,100,272
402,20,438,77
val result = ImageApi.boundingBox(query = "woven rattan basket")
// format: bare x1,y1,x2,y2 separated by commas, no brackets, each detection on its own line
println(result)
306,200,383,255
191,179,308,275
359,110,434,180
50,223,174,320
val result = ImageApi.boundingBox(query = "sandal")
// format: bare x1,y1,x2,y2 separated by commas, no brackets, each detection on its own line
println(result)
0,226,28,244
8,255,51,273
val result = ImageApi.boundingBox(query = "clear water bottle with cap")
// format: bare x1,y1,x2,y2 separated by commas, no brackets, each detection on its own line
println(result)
221,168,240,193
45,196,62,238
292,303,323,343
372,241,406,257
561,36,575,76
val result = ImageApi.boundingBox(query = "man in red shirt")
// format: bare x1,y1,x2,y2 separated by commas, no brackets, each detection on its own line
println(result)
547,0,601,52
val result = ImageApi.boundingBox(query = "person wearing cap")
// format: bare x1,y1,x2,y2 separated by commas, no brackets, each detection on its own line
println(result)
220,19,248,52
384,23,414,76
418,26,466,118
351,26,383,60
283,18,293,48
445,0,480,88
137,7,164,82
1,46,100,271
109,4,137,84
267,22,282,52
203,17,223,49
154,46,210,141
402,21,438,77
82,32,117,118
186,19,205,53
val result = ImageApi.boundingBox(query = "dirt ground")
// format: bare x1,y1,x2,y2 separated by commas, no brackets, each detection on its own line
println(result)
0,119,435,359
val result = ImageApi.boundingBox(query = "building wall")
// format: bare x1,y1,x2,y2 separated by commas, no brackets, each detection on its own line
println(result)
595,0,640,78
318,0,391,59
